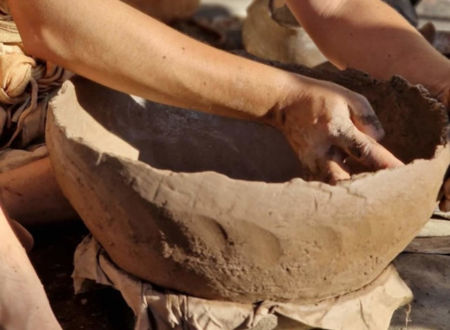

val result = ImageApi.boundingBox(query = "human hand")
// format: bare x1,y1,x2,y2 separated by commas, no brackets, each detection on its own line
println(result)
271,77,404,183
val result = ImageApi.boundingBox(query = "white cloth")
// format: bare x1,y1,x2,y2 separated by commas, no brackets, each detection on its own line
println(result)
73,236,412,330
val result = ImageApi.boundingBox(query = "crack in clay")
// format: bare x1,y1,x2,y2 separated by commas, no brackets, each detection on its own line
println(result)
46,57,449,303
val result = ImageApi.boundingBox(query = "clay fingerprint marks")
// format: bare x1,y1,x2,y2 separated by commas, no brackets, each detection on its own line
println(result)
46,76,449,304
330,73,448,163
238,51,449,169
285,65,447,163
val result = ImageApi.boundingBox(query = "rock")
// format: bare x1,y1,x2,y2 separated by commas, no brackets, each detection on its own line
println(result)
46,63,449,303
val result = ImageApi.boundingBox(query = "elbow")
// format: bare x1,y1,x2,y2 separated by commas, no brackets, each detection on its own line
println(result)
7,0,59,62
18,27,45,59
16,21,56,62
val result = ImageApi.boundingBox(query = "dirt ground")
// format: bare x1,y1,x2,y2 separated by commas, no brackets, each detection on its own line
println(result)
29,221,135,330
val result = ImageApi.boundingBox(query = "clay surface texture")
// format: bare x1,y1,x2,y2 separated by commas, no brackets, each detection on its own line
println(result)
46,61,449,303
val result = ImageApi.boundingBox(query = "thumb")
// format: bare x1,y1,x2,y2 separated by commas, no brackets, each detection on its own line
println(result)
347,94,385,141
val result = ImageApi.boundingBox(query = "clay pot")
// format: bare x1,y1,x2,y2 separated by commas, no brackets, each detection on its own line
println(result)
120,0,200,22
242,0,326,67
46,67,449,303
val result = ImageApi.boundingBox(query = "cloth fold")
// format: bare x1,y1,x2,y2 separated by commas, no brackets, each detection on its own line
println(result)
0,9,71,149
0,144,47,173
73,236,413,330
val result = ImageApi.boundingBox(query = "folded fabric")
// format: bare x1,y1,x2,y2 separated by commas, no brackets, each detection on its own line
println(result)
0,51,35,104
0,14,71,149
0,0,22,44
0,144,47,173
73,236,412,330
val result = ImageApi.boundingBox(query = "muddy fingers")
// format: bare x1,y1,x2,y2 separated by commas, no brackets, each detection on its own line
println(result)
347,94,385,141
333,121,404,170
318,146,351,184
277,76,405,183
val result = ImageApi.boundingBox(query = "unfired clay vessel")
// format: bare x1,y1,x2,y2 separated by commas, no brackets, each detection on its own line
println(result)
46,62,449,303
242,0,327,67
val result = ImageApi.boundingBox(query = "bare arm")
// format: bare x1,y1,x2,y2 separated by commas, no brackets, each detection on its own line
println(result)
287,0,449,208
286,0,450,98
8,0,299,121
0,207,60,329
7,0,402,181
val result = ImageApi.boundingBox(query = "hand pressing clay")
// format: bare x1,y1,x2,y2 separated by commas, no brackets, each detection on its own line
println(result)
46,60,449,303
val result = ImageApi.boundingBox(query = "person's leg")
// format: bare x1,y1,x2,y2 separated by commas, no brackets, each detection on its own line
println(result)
0,207,60,329
0,157,77,226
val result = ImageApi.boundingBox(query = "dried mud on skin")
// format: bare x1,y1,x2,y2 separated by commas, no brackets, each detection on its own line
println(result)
174,21,449,171
239,52,449,169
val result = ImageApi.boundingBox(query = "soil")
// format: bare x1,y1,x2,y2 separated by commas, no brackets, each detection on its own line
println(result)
28,221,134,330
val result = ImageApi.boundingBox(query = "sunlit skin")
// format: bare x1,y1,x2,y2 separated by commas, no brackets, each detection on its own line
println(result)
0,208,60,329
286,0,450,102
0,0,448,327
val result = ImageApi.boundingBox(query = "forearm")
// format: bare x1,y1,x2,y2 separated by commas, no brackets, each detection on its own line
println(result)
0,207,60,329
8,0,300,121
286,0,450,93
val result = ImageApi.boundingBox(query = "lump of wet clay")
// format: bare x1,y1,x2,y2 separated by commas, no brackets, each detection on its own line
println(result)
46,62,449,303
